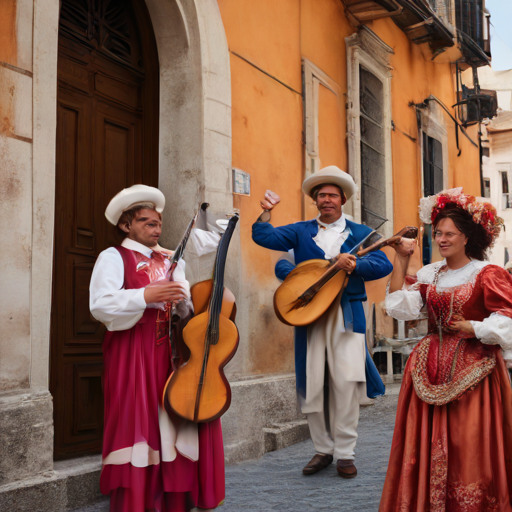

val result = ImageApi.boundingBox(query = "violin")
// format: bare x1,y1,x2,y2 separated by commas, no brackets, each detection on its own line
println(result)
162,214,239,423
273,226,418,327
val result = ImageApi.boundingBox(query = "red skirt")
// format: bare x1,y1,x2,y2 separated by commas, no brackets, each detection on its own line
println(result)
380,354,512,512
101,312,225,512
100,420,225,512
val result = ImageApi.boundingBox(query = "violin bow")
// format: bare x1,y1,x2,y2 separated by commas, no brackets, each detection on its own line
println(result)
168,203,208,369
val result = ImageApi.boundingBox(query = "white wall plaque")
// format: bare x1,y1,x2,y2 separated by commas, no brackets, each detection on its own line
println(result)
232,168,251,196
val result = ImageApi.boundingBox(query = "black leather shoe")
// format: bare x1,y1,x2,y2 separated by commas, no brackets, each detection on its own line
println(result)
302,453,333,475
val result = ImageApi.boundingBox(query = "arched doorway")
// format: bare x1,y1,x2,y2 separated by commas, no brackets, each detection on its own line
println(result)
50,0,159,460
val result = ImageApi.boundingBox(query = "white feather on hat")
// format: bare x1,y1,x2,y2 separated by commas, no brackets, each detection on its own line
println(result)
105,184,165,225
302,166,358,199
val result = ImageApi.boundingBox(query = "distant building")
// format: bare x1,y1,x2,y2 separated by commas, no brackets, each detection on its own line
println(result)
477,67,512,266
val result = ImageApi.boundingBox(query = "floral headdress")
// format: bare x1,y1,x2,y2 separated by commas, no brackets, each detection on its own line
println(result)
419,188,503,245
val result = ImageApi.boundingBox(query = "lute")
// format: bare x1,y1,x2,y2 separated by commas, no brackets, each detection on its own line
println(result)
273,226,418,327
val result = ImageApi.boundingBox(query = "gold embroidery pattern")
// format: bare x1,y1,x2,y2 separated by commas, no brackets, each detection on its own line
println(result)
447,481,498,512
411,337,496,406
430,436,448,512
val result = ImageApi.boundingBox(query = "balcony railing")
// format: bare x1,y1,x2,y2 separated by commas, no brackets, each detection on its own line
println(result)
454,0,491,66
341,0,492,66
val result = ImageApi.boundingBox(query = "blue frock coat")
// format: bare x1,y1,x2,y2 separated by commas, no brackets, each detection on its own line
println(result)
252,218,393,399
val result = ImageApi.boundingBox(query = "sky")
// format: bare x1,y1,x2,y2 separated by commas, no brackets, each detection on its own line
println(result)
487,0,512,71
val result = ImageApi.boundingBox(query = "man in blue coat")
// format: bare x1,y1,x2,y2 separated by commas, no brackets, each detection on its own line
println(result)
252,166,393,478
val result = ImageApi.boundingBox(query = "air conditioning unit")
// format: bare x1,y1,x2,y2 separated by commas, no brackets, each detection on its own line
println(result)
454,85,498,126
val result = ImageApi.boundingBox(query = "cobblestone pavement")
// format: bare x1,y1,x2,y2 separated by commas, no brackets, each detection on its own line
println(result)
221,383,400,512
77,383,400,512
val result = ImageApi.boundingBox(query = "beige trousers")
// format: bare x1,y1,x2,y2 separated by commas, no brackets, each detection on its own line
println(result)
307,362,365,461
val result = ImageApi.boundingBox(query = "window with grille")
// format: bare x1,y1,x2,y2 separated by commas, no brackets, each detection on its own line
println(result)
359,66,386,230
423,134,444,197
422,134,444,265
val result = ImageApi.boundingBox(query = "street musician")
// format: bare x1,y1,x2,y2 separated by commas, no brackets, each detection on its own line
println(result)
90,185,225,512
252,166,393,478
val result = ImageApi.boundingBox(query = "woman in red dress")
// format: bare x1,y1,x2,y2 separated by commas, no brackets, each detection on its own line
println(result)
380,189,512,512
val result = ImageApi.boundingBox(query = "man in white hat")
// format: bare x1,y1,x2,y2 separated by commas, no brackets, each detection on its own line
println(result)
90,185,225,511
252,166,392,478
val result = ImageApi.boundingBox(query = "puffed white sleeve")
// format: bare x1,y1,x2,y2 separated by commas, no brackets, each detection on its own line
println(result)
184,229,221,286
90,248,147,331
385,287,423,321
470,313,512,368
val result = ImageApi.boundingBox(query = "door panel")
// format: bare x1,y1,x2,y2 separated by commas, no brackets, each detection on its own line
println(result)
51,0,159,460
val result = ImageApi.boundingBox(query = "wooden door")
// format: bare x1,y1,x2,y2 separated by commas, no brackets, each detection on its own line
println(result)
50,0,159,460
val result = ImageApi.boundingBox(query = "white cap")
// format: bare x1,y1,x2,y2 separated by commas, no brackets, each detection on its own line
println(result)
302,166,358,200
105,184,165,225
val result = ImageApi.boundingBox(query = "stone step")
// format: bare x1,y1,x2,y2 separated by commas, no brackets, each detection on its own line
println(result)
0,455,103,512
263,419,310,453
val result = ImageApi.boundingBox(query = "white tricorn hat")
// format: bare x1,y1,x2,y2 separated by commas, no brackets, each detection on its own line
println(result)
105,184,165,225
302,165,358,200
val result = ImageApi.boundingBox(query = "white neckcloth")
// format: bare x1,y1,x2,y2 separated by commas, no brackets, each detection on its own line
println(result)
313,214,350,259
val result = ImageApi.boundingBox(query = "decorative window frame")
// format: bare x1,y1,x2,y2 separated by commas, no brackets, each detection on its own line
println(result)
419,102,449,194
302,58,342,179
346,28,394,236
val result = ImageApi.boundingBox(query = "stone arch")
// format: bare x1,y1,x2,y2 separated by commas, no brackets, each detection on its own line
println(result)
144,0,233,245
30,0,232,392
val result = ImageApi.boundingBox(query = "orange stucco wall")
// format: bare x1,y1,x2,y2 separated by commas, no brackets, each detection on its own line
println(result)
218,0,482,376
0,1,17,67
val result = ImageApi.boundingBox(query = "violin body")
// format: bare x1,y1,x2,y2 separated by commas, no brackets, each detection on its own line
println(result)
164,310,239,422
190,281,237,320
274,259,346,326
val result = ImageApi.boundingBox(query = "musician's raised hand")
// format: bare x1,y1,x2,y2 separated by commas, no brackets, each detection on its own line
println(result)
332,253,357,274
391,237,416,258
260,190,281,211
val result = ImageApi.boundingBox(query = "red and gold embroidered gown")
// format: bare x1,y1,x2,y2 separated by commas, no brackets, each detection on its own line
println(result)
380,261,512,512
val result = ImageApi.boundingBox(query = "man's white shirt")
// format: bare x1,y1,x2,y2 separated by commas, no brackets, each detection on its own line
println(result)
89,238,189,331
313,214,351,259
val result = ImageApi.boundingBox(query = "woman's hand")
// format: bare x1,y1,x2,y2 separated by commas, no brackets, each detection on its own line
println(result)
144,281,189,304
448,320,475,336
260,190,280,210
391,237,416,258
